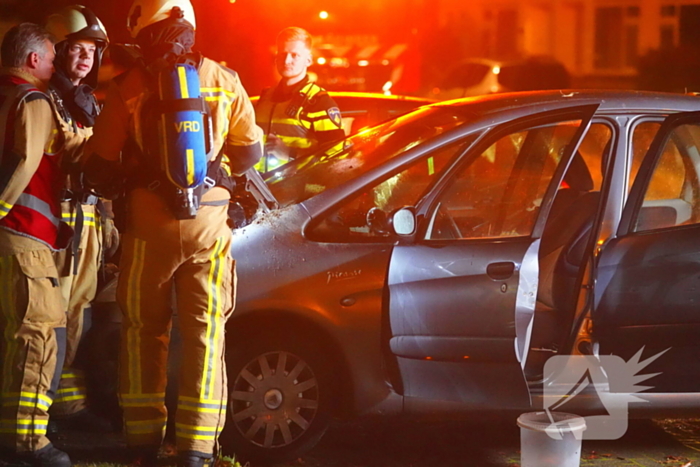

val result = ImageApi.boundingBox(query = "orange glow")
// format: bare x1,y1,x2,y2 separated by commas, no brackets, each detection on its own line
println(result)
425,356,433,360
317,57,327,65
358,60,369,67
319,11,329,20
463,356,470,359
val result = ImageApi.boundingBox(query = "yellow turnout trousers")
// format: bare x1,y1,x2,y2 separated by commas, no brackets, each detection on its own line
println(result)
0,248,66,452
53,202,102,416
117,188,235,456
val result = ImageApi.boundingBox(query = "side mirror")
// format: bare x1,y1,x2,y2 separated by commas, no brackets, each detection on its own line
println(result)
392,207,416,236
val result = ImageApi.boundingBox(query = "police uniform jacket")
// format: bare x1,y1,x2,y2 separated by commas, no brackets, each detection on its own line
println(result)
256,75,344,161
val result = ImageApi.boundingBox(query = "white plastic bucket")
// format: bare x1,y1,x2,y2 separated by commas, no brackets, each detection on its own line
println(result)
517,412,586,467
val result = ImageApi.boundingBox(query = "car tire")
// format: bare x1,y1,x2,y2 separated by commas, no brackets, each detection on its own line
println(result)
221,332,336,463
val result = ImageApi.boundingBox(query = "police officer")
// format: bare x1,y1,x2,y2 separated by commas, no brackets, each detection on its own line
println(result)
82,1,263,466
255,27,345,172
43,4,116,433
0,23,72,467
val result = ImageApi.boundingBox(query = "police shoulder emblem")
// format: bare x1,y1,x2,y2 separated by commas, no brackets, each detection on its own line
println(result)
328,107,342,127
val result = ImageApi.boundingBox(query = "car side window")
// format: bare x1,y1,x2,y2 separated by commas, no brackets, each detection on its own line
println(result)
426,119,584,240
575,123,611,190
307,140,466,242
630,121,662,192
634,123,700,232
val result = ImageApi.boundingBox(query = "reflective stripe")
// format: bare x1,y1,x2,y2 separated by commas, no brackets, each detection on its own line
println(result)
54,387,87,403
200,87,236,99
2,392,52,411
200,237,225,401
277,135,313,148
15,193,60,228
125,417,167,435
186,148,195,186
125,239,147,394
314,118,342,132
177,396,226,414
61,211,97,227
0,418,48,435
306,110,329,119
178,65,190,99
121,392,165,408
0,200,11,217
60,371,79,379
175,422,222,440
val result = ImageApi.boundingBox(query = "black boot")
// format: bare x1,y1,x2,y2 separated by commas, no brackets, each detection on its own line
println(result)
177,451,213,467
13,443,71,467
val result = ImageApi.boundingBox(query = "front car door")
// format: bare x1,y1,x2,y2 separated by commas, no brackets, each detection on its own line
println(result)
594,111,700,392
388,106,599,411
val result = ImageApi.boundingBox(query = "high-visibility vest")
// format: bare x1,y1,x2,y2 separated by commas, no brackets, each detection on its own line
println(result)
0,75,70,251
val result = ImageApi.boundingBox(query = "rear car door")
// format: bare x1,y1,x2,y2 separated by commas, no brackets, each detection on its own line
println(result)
388,105,599,410
594,111,700,392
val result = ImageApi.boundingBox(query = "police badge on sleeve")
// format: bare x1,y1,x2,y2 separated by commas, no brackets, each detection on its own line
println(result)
328,107,342,127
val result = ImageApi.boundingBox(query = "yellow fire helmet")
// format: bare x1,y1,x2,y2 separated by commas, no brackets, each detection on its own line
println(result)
127,0,197,39
44,5,109,48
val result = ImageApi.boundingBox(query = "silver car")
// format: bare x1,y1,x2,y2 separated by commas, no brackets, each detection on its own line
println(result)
220,90,700,462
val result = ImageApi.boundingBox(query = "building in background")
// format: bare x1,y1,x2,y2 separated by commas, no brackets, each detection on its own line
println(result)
435,0,700,89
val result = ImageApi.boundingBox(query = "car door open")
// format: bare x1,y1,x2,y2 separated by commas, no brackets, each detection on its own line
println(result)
387,105,599,411
594,110,700,393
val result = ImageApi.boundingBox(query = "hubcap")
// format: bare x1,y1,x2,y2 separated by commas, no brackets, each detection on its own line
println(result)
264,389,283,410
230,350,320,448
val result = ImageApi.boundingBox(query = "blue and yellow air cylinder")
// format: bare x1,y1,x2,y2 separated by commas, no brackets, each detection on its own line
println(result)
157,63,208,190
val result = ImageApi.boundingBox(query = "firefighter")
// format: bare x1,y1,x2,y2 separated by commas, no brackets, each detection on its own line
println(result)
43,4,117,433
255,27,345,172
82,1,263,466
0,23,73,467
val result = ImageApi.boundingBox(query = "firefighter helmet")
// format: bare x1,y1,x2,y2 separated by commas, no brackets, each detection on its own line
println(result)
127,0,196,39
44,5,109,48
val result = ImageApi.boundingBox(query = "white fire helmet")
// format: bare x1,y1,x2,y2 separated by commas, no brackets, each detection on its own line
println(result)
127,0,196,39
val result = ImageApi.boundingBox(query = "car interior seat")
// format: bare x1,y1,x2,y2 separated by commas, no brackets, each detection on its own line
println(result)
526,152,601,379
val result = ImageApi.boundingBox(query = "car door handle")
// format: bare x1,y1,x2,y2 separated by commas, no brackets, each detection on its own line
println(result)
487,261,515,280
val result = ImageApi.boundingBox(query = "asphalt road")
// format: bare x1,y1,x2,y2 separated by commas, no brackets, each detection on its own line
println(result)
39,417,700,467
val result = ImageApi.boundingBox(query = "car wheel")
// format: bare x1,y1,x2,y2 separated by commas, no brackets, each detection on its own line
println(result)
221,333,336,463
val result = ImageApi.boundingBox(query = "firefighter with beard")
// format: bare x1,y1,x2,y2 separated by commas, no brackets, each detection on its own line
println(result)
0,23,73,467
43,4,117,434
82,0,263,465
255,27,345,172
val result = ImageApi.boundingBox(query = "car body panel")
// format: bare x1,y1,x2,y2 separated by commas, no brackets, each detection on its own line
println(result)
230,90,700,420
231,206,400,414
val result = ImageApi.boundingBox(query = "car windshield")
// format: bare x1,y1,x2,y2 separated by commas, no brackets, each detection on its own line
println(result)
264,106,469,207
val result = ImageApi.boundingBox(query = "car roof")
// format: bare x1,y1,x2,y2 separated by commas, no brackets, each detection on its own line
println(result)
437,89,700,115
